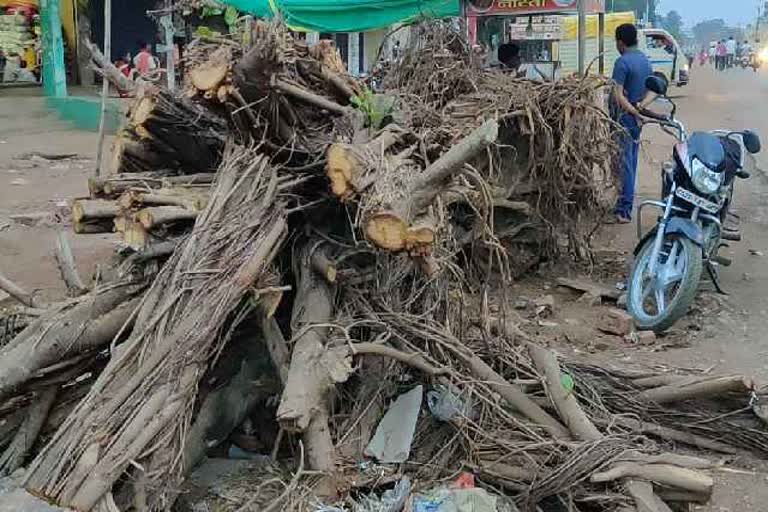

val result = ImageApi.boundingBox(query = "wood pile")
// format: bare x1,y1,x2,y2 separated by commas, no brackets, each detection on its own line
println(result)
0,20,764,512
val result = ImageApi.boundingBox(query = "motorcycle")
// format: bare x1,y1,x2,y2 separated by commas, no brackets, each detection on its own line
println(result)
741,53,760,72
626,75,762,332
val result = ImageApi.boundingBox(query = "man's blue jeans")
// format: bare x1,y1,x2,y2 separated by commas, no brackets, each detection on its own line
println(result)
615,118,641,219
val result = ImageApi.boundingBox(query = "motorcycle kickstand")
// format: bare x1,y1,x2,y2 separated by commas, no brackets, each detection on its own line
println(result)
705,261,728,295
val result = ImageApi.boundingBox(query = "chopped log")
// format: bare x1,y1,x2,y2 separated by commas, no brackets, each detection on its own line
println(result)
119,189,209,211
365,119,499,252
615,417,737,454
128,88,228,174
326,127,403,200
592,463,714,497
0,286,140,401
136,207,198,230
0,387,57,476
25,149,289,509
189,47,232,93
108,129,169,176
72,200,119,224
54,231,89,297
115,218,149,251
90,171,207,198
528,345,602,441
0,272,44,309
277,245,352,475
629,453,715,470
637,375,754,405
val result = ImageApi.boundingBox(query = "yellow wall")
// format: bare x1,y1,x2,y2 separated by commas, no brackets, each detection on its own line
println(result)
561,11,636,40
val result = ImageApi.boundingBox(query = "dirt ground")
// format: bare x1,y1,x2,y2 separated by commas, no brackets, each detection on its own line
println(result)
2,67,768,509
0,88,115,304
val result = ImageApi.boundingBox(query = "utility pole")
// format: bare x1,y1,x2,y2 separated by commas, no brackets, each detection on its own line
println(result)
645,0,651,26
756,1,763,41
577,0,586,76
95,0,112,176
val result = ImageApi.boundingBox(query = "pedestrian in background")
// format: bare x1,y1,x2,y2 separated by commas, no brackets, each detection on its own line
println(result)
726,36,737,68
610,23,654,224
716,40,727,70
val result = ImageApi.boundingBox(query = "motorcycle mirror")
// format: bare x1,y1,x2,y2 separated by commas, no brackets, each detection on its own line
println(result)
645,74,669,96
743,130,762,154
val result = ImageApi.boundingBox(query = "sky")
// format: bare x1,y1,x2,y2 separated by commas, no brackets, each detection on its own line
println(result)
657,0,758,27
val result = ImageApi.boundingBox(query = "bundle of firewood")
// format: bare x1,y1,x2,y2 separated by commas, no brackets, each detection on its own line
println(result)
0,20,764,512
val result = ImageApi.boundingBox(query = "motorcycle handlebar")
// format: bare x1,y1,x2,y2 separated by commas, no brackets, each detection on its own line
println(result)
637,107,670,122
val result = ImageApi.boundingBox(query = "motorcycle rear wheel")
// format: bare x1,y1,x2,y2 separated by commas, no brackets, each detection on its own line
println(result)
627,234,703,333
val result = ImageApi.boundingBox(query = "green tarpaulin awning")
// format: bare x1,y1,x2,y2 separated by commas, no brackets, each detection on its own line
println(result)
221,0,460,33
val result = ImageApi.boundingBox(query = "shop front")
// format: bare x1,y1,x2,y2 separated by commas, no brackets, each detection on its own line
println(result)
465,0,606,78
0,0,78,87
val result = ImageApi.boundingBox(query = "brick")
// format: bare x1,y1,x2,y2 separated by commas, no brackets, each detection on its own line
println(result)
598,308,635,336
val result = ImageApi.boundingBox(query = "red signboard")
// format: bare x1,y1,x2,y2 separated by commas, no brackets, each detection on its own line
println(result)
465,0,604,16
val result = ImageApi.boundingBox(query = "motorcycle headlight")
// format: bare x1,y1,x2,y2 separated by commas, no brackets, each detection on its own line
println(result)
690,158,723,195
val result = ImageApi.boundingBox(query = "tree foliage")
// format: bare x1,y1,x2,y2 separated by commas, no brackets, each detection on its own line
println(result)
608,0,658,23
659,10,683,42
691,19,745,46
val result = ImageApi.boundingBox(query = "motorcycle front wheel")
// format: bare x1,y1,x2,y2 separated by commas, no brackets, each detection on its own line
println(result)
627,234,703,333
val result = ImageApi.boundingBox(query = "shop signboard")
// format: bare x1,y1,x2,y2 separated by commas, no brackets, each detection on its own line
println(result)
464,0,604,16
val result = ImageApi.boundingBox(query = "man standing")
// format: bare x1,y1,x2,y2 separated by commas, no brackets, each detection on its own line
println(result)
726,36,737,68
716,40,727,71
612,24,653,224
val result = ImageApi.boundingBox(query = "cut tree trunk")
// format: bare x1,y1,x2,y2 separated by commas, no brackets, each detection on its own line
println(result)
0,285,141,401
119,189,209,212
614,417,737,454
72,200,119,224
128,88,228,175
188,47,233,95
591,463,714,497
136,207,198,230
326,127,403,200
277,245,352,476
637,375,754,405
108,129,169,176
364,119,499,253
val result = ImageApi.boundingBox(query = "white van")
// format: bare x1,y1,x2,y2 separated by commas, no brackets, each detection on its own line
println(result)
558,17,689,86
642,28,689,86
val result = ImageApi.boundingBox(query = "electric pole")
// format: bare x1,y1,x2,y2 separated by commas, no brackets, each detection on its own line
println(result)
577,0,586,75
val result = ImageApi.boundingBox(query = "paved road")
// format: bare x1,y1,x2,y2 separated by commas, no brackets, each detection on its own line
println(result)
602,65,768,511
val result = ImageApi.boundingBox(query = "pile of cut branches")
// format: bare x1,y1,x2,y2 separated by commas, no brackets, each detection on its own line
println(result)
1,20,762,512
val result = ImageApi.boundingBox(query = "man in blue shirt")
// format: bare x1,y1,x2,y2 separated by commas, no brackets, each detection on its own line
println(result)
612,23,653,223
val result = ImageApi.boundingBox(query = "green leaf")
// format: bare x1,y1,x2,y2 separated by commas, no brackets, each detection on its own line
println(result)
560,373,575,395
